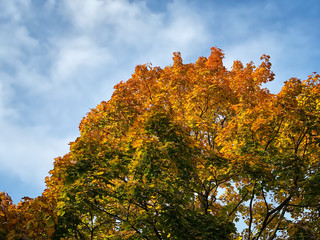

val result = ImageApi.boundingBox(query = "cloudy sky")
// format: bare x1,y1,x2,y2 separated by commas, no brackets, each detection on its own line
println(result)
0,0,319,203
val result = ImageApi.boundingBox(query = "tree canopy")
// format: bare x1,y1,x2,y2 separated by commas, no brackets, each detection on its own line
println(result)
1,47,320,239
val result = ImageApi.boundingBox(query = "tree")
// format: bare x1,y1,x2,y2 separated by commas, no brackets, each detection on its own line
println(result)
1,47,319,239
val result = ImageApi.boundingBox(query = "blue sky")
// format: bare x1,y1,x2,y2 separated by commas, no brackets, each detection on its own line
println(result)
0,0,319,203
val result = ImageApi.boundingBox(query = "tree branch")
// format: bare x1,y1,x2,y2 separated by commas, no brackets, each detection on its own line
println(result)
248,183,256,240
252,195,291,240
228,191,248,217
267,204,288,240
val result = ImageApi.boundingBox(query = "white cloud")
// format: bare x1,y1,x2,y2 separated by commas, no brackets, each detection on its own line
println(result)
0,81,16,120
0,122,73,187
0,0,31,22
63,0,151,32
52,36,112,81
0,76,71,188
44,0,56,11
0,23,38,65
60,0,210,64
164,0,208,48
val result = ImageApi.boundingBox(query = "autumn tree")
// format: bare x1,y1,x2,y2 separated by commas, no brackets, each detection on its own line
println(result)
1,47,320,239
